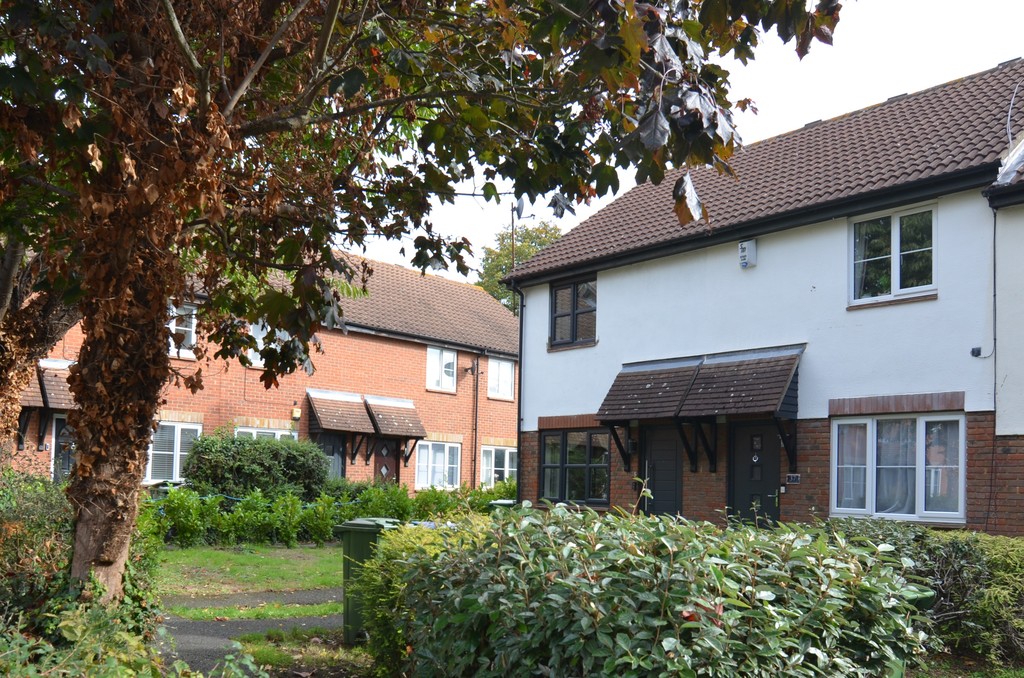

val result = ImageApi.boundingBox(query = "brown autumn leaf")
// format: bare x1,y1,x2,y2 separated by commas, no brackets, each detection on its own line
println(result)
87,143,103,172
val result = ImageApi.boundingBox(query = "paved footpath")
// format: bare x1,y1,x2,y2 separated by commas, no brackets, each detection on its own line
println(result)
157,587,346,675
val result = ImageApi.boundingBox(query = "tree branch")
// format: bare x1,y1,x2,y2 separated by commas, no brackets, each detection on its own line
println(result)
0,238,25,323
159,0,210,115
223,0,314,120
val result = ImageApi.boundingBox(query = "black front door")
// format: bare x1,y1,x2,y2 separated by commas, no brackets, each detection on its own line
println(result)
730,423,781,524
643,427,682,516
316,433,346,479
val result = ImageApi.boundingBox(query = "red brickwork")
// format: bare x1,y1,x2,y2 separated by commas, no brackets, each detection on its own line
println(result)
12,324,517,491
520,412,1024,535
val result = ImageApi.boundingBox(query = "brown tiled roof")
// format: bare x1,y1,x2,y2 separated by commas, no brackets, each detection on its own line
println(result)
19,370,44,409
597,361,699,420
19,367,75,411
340,255,518,357
511,58,1024,281
365,397,426,438
682,352,799,417
307,390,375,434
598,346,802,421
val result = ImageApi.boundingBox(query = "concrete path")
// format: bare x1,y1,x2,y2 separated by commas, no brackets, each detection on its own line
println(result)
157,587,346,675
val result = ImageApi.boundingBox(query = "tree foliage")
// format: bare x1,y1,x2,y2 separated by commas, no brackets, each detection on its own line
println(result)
479,221,562,314
0,0,840,599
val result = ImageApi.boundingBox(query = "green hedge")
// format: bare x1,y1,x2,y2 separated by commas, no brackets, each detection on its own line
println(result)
183,431,328,501
152,480,518,547
364,505,928,677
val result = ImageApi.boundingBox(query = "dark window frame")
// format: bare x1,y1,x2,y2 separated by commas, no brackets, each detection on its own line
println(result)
540,429,611,505
550,278,596,347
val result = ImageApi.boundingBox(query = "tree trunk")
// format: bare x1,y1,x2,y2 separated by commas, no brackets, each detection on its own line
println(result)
65,219,176,603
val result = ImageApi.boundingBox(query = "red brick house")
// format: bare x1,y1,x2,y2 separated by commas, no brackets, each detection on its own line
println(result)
11,258,519,492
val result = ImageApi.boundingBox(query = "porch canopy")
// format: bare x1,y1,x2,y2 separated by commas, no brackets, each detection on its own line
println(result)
597,344,804,472
18,360,76,450
306,389,426,467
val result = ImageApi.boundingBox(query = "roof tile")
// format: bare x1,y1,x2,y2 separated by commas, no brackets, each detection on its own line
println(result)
511,59,1024,280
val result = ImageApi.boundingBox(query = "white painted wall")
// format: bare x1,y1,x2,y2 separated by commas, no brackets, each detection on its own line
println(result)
520,190,997,431
996,204,1024,434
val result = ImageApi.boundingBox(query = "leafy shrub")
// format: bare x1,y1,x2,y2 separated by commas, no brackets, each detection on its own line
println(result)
161,487,216,547
353,517,488,674
461,479,516,513
411,486,460,519
184,431,328,501
323,477,374,502
394,505,928,677
301,494,339,546
225,489,276,544
272,493,303,547
356,482,414,522
954,532,1024,661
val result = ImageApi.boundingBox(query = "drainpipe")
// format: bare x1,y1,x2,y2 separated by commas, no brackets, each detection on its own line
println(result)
512,283,525,505
471,355,480,488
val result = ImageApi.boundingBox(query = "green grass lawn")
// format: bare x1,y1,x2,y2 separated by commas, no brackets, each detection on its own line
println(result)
167,601,345,621
154,543,345,597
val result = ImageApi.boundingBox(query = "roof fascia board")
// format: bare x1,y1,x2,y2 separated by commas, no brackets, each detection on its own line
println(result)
985,182,1024,208
344,323,519,360
513,164,999,287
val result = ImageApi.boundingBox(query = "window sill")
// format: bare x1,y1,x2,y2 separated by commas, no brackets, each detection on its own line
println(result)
830,511,965,526
847,291,937,311
425,387,457,396
169,350,197,362
547,339,598,353
487,394,515,403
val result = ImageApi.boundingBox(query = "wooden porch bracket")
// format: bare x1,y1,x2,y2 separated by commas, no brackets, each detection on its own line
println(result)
774,417,798,473
402,438,423,467
348,433,370,465
694,420,717,473
674,420,699,473
17,409,32,451
607,423,632,472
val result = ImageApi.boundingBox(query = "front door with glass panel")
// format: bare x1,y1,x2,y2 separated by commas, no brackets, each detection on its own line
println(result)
52,416,75,482
730,423,781,524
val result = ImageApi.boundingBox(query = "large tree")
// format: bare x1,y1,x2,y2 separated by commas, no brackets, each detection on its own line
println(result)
479,220,563,314
0,0,840,600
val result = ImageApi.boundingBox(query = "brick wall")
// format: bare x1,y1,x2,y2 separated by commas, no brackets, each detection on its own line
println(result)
520,412,1024,535
11,324,517,491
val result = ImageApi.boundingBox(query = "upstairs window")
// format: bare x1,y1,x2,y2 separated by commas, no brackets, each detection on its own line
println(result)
168,304,197,358
852,208,934,302
426,346,457,392
247,321,291,368
487,357,515,400
551,279,596,346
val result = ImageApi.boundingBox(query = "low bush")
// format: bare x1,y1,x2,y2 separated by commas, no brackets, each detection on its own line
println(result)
392,505,928,677
352,517,489,674
356,482,414,522
301,494,338,546
184,432,328,501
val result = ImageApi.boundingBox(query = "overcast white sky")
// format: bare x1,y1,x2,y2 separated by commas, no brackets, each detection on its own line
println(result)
359,1,1024,281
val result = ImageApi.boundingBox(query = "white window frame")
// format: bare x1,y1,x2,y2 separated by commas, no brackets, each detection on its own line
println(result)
426,346,457,393
849,205,936,305
415,440,461,490
247,321,291,368
830,412,966,523
481,445,517,487
487,357,515,400
234,427,297,441
145,422,202,483
168,303,198,359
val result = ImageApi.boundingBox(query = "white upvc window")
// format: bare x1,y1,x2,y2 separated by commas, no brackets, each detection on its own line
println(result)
168,303,198,358
146,422,201,483
234,427,297,441
247,321,291,368
426,346,457,392
481,446,517,487
487,358,515,400
850,206,935,303
415,440,461,490
830,413,965,522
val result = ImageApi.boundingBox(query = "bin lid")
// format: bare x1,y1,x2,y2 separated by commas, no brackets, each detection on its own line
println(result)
339,517,402,532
